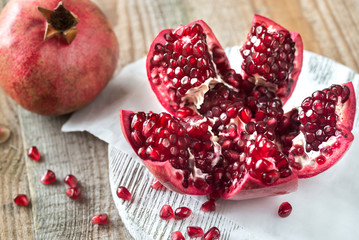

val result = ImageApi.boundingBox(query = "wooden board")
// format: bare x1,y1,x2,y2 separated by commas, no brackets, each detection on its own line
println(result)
0,0,358,239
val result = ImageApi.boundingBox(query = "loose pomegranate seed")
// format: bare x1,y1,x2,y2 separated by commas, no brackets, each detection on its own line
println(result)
171,231,185,240
151,178,163,189
13,194,30,206
159,204,174,220
201,200,216,212
174,206,192,220
66,187,82,200
187,226,204,238
116,186,132,201
91,213,108,225
28,146,41,161
64,174,78,188
40,169,56,184
278,202,292,218
203,227,221,240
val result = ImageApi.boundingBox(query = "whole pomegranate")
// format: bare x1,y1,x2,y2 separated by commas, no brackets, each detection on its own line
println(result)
0,0,119,116
120,16,356,200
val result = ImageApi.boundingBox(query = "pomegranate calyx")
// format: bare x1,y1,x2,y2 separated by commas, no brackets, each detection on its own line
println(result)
38,1,79,44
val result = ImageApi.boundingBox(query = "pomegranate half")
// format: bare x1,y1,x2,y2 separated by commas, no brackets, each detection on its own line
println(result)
120,17,355,200
0,0,119,116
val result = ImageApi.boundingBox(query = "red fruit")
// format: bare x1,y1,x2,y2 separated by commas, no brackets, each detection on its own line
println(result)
172,231,185,240
174,206,192,220
278,202,292,218
28,146,41,161
240,15,303,105
41,169,56,184
0,0,119,116
14,194,30,206
91,213,108,225
159,204,174,220
64,174,78,188
187,226,204,238
66,187,81,200
120,18,355,201
116,186,132,201
203,227,220,240
287,83,355,178
201,200,216,212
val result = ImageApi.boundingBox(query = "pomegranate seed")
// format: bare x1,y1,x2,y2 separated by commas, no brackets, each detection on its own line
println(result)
203,227,221,240
66,187,82,200
64,174,78,188
187,226,204,238
151,178,164,189
261,170,280,185
159,204,174,220
172,231,185,240
174,206,192,220
40,169,56,184
278,202,292,218
208,191,221,201
13,194,29,206
116,186,132,201
316,155,326,165
201,200,216,212
28,146,40,161
91,213,108,225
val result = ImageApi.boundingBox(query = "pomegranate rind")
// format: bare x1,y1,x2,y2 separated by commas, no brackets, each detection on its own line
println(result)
221,172,298,200
146,20,230,116
242,14,303,105
119,110,213,195
293,82,356,178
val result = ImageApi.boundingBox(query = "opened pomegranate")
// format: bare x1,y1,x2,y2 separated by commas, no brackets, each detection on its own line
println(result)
0,0,119,116
120,17,356,200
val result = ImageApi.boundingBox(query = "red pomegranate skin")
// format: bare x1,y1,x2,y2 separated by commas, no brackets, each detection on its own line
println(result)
0,0,119,116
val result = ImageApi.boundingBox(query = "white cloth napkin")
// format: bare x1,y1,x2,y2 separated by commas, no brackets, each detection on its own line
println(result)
62,48,359,240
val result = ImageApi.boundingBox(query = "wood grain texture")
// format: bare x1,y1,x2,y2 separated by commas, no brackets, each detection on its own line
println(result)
0,0,358,239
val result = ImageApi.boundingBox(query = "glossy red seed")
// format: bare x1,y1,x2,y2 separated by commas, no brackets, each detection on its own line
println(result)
316,155,326,165
66,187,82,200
172,231,185,240
91,213,108,225
117,186,132,201
14,194,29,206
64,174,78,188
159,204,174,220
187,226,204,238
201,200,216,212
203,227,221,240
28,146,41,161
41,169,56,184
278,202,292,218
174,206,192,220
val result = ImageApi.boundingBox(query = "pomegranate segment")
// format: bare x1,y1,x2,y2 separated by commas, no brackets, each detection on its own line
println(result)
240,14,303,104
146,20,231,115
14,194,30,206
288,83,356,178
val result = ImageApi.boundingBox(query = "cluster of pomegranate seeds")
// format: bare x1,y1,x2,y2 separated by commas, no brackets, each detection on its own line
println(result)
172,231,185,240
174,206,192,220
240,23,296,86
298,84,350,152
117,186,132,201
278,202,292,218
149,23,219,111
40,169,56,184
13,194,30,206
203,227,221,240
91,213,109,225
187,226,204,238
28,146,41,161
201,200,216,212
159,204,174,220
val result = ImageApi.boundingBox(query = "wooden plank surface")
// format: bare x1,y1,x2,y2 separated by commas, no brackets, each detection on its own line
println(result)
0,0,358,239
